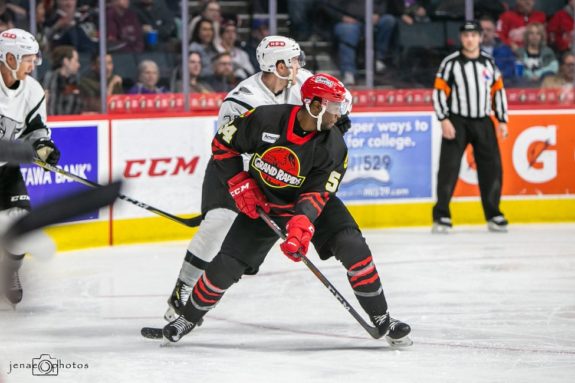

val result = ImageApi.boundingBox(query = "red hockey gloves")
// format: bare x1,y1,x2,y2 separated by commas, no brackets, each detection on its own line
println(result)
33,138,60,166
280,215,315,262
228,171,270,219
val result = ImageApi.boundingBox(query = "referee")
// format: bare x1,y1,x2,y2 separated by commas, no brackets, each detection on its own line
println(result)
432,20,509,233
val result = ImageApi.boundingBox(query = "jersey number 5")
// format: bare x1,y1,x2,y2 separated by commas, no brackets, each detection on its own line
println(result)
218,123,238,144
325,171,342,193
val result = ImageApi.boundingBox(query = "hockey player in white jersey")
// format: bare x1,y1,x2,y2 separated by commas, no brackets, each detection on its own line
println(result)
0,29,60,307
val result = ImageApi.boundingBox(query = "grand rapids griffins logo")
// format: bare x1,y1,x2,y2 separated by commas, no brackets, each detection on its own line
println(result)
251,146,305,188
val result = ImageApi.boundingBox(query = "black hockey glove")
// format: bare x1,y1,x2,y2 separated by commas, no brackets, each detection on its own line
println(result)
335,114,351,134
33,138,61,166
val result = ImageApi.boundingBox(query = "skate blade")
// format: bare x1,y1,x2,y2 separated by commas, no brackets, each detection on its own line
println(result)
431,224,451,234
487,223,508,233
385,335,413,347
160,337,172,347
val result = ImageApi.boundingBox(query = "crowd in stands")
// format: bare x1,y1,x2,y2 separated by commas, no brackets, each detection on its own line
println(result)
0,0,572,115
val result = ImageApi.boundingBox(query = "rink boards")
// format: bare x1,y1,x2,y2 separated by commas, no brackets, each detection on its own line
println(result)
32,110,575,250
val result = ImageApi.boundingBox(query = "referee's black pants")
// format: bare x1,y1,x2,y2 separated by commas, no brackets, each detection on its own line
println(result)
433,115,503,222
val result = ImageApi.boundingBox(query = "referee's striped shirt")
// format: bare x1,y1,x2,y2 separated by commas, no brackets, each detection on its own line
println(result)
433,50,508,123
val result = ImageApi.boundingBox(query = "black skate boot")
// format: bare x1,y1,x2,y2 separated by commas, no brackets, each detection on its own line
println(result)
386,317,413,347
164,279,194,321
371,312,390,336
163,315,197,343
4,268,23,308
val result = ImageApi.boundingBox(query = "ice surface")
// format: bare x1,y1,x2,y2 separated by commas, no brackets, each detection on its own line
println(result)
1,224,574,382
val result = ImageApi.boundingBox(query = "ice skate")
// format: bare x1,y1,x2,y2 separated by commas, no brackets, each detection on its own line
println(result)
386,317,413,347
164,278,194,322
163,315,197,343
3,268,22,308
432,217,452,234
487,216,508,233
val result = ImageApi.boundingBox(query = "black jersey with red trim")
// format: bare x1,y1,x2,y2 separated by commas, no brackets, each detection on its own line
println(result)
212,104,348,222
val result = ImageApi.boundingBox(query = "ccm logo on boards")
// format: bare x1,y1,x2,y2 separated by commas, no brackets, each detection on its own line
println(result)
124,157,200,178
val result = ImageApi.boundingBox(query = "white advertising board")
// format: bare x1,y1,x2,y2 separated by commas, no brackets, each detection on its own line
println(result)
111,116,216,219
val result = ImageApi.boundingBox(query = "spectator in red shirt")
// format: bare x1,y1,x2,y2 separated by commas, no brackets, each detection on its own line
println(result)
547,0,574,52
497,0,546,51
106,0,144,53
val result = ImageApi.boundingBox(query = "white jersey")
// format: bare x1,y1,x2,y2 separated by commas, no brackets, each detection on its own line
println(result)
0,73,50,167
217,68,313,128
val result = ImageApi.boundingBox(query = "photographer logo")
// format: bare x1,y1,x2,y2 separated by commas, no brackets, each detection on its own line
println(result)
7,354,88,377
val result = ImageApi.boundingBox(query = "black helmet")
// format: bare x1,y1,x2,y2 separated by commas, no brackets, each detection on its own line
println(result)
460,20,482,33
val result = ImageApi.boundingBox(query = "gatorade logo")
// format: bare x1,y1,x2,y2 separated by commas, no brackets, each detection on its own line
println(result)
267,41,286,47
513,125,557,183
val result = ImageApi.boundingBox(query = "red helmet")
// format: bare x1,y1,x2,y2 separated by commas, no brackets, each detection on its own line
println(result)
300,73,347,114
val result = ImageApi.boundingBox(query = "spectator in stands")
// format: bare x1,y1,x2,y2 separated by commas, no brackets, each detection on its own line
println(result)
204,52,236,92
547,0,574,53
0,1,16,32
287,0,315,41
79,53,123,113
171,51,214,93
189,18,222,78
497,0,546,51
131,0,177,51
128,59,167,94
245,18,270,72
480,15,516,82
324,0,400,85
219,20,254,81
34,2,49,52
3,0,27,29
43,0,98,53
42,45,83,115
541,51,575,91
474,0,506,21
188,0,223,47
107,0,144,53
516,22,558,84
400,0,431,24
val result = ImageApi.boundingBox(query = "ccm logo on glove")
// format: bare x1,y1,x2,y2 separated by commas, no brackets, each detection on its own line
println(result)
227,171,270,219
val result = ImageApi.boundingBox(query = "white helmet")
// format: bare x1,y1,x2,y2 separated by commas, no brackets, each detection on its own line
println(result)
0,28,41,79
256,35,303,76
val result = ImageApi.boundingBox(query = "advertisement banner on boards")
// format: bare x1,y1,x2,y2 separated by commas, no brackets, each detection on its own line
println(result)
454,113,575,197
20,125,100,222
111,116,215,219
338,114,433,202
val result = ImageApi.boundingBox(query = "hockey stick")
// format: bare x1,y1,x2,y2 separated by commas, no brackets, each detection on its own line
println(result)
3,181,121,244
33,159,203,228
0,141,35,163
257,209,383,339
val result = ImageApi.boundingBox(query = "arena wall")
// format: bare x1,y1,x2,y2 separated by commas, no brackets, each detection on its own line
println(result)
34,108,575,251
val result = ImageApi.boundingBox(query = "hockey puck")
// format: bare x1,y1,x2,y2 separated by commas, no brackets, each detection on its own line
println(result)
141,327,164,339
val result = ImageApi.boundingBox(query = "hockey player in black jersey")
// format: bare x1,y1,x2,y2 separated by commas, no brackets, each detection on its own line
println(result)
0,29,60,307
163,74,411,344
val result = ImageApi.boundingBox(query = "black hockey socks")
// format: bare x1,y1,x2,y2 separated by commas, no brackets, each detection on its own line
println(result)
182,253,247,323
346,255,388,316
330,229,388,317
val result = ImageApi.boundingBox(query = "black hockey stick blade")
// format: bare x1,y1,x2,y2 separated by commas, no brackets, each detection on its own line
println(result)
141,327,164,339
0,140,35,163
33,158,203,228
3,181,122,243
257,208,383,339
